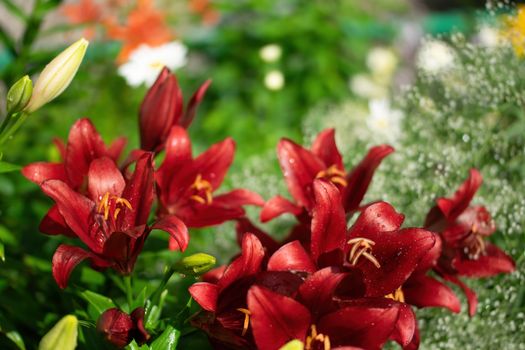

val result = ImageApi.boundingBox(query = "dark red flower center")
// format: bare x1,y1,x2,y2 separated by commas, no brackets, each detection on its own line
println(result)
347,237,381,268
463,225,487,260
316,165,347,187
189,174,213,205
305,325,331,350
236,308,251,336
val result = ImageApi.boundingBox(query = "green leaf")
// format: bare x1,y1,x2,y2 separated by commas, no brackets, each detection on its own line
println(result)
0,240,4,262
150,326,180,350
0,161,20,173
78,290,116,321
5,331,25,350
127,340,150,350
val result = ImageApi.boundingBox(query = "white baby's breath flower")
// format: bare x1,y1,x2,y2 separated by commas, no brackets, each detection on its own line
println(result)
367,47,398,82
264,70,284,90
366,98,403,143
350,74,387,99
477,25,501,47
259,44,282,62
118,41,187,87
416,39,456,74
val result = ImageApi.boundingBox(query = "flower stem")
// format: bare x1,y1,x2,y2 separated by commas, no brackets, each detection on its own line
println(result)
123,275,133,309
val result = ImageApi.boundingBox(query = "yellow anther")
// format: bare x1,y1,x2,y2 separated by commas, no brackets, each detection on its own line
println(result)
316,165,348,187
236,308,251,336
385,287,405,303
96,192,133,221
190,174,214,205
305,325,331,350
347,237,381,268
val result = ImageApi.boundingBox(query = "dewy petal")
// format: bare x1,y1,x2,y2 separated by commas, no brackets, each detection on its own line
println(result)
177,204,245,228
52,244,106,289
87,157,126,200
156,126,193,192
192,137,235,190
403,274,461,313
121,153,154,228
277,138,325,209
311,180,347,262
236,218,280,254
97,308,134,348
297,267,346,317
260,195,303,223
342,145,394,213
349,201,404,236
213,189,265,207
311,128,344,169
180,79,212,128
267,241,316,273
152,215,189,252
189,282,219,312
248,286,311,350
218,233,265,291
39,205,75,236
440,272,478,317
437,168,482,221
22,162,67,185
353,228,436,297
390,303,416,348
41,179,99,252
65,118,108,188
452,243,516,277
318,303,399,349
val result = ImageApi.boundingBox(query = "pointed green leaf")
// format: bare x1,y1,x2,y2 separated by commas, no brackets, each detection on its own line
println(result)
0,161,20,173
5,331,25,350
150,326,180,350
78,290,116,321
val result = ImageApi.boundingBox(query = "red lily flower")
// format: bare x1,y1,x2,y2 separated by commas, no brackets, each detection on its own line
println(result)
40,154,188,288
156,127,264,249
260,128,393,222
425,169,515,316
22,118,126,236
97,307,150,348
139,67,211,152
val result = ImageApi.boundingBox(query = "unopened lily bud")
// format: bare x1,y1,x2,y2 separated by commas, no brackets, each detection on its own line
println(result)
38,315,78,350
174,253,216,276
25,38,88,112
97,308,134,348
279,340,304,350
6,75,32,115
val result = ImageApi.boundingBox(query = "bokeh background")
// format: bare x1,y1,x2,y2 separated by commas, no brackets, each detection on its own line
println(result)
0,0,524,349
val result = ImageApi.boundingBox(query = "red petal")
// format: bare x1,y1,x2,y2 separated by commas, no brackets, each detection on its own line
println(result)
437,168,482,221
177,204,245,228
189,282,219,312
41,180,99,252
343,145,394,213
298,267,345,316
260,195,303,222
152,215,189,252
403,274,461,313
311,180,347,262
130,307,150,344
318,303,399,349
218,233,265,291
248,286,311,350
52,244,106,289
97,308,134,348
415,233,442,273
22,162,67,184
311,128,343,169
277,139,325,209
390,303,416,347
87,157,126,200
452,243,515,277
256,271,304,297
53,138,66,160
267,241,316,273
65,118,108,188
235,218,280,254
107,137,127,161
350,201,404,236
181,79,212,128
213,189,265,207
121,153,154,228
440,272,478,316
192,137,235,190
39,205,75,236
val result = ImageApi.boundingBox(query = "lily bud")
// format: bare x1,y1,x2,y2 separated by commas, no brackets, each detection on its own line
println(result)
97,307,150,348
279,340,304,350
38,315,78,350
25,38,89,112
139,67,211,152
6,75,32,115
174,253,216,276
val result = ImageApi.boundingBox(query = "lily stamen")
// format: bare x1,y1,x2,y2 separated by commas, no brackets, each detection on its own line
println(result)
305,325,331,350
316,165,348,187
347,237,381,268
385,287,405,303
97,192,133,220
190,174,214,205
236,308,251,336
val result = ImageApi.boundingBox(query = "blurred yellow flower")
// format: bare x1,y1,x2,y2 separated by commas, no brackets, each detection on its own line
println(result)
503,5,525,57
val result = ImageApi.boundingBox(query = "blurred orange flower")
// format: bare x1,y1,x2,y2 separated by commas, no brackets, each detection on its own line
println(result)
189,0,219,25
105,0,172,63
62,0,103,38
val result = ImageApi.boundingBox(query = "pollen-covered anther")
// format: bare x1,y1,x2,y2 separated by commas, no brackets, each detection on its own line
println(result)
347,237,381,268
236,308,251,336
190,174,214,205
465,224,486,260
97,192,133,220
385,287,405,303
316,165,348,187
305,325,331,350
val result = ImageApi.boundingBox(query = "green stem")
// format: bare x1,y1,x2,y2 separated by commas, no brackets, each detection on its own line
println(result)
151,267,175,305
123,275,133,309
0,111,29,148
